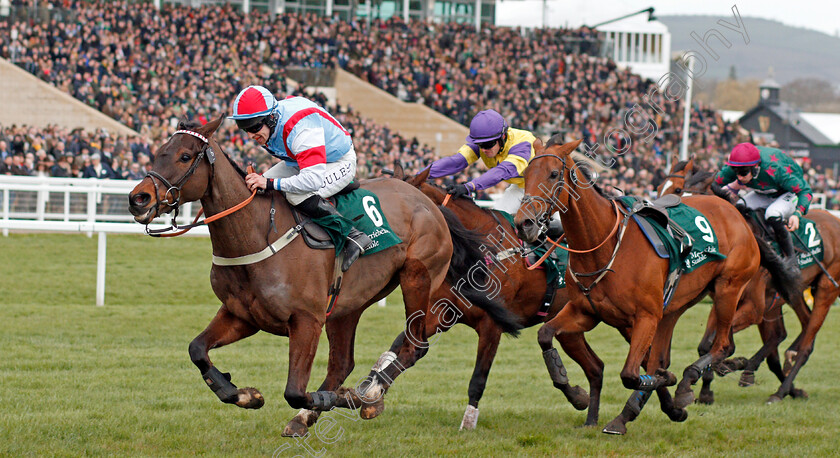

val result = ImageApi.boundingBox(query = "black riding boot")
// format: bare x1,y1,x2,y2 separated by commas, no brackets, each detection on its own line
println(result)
296,196,373,272
768,216,795,258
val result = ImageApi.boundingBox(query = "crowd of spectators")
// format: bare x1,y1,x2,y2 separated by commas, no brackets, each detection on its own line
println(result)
0,0,836,206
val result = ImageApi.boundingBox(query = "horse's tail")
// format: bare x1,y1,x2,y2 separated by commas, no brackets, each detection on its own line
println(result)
439,206,523,337
753,230,805,307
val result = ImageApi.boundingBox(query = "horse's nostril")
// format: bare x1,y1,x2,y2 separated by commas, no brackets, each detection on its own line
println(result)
132,193,150,207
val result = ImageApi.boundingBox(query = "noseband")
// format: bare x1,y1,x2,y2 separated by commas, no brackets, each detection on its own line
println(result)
144,129,216,234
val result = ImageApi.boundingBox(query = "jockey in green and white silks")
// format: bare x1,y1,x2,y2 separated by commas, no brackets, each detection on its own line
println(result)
231,85,372,271
713,142,813,260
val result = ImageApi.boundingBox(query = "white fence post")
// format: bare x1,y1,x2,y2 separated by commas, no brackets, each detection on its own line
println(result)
96,231,106,306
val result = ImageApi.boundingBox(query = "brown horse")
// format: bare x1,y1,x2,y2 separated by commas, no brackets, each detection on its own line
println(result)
659,160,840,403
399,167,581,428
514,137,760,435
127,116,508,423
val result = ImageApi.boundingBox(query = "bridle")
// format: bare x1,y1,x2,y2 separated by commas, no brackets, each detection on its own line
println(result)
144,129,216,225
142,129,255,237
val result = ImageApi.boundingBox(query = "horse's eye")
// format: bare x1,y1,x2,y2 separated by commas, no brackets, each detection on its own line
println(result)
674,188,682,194
549,170,560,179
180,153,192,163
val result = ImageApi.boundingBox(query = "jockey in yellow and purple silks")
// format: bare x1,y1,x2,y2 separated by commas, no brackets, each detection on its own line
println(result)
428,109,538,215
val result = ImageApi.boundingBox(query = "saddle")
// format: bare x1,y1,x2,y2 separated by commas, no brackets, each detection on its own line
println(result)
622,194,692,258
289,181,361,250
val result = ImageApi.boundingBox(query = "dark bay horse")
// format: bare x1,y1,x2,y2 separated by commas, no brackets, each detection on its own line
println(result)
514,137,760,435
399,168,581,428
127,116,506,423
659,160,840,404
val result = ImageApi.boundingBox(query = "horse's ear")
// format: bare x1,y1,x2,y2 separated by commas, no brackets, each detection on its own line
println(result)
392,159,405,180
197,115,225,138
408,167,431,187
544,138,582,158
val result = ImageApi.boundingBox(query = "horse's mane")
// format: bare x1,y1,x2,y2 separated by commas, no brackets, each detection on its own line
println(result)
686,170,715,189
540,134,610,198
177,119,248,179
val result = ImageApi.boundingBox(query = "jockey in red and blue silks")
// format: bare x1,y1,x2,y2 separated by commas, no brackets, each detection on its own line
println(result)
230,85,371,271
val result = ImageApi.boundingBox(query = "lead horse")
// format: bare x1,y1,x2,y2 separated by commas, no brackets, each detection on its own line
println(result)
128,116,507,421
514,137,760,434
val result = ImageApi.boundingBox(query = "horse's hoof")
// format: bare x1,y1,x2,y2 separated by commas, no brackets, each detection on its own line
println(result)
655,368,678,387
674,390,695,409
282,419,309,437
566,385,590,411
360,397,385,420
790,388,809,399
671,408,688,422
697,390,714,405
716,357,748,376
766,394,784,404
602,419,627,435
235,387,264,409
459,405,479,430
282,409,319,437
738,370,755,387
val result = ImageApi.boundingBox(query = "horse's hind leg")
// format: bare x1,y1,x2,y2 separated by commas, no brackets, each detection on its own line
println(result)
354,259,434,420
188,307,262,408
768,287,838,403
283,309,363,437
460,318,502,430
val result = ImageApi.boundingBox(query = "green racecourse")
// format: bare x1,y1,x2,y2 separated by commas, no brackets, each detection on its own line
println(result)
1,233,838,456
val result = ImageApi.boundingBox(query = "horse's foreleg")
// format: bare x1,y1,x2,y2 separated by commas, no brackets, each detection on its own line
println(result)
738,307,787,387
675,281,741,409
188,307,261,408
283,313,329,411
283,309,363,437
459,318,501,430
537,303,599,423
555,332,603,426
605,313,681,436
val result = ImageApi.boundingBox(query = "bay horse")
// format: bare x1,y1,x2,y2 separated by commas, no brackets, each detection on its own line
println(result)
127,116,509,423
659,160,840,404
514,137,760,435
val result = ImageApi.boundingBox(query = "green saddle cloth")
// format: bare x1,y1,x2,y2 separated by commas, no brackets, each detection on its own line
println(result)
752,214,825,269
495,210,567,288
617,197,726,274
313,188,401,256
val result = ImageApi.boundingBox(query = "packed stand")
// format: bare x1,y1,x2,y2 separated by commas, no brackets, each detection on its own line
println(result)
0,0,832,202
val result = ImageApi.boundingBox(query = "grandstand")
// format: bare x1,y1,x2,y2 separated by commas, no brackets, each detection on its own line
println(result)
1,0,836,205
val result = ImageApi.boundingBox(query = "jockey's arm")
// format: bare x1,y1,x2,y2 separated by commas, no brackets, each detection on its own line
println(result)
275,127,328,193
428,145,477,178
777,171,813,217
466,161,519,191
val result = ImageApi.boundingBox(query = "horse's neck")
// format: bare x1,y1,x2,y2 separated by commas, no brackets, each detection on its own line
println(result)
201,159,295,258
560,176,618,262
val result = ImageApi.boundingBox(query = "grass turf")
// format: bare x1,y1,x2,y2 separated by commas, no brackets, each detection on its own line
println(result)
1,233,838,456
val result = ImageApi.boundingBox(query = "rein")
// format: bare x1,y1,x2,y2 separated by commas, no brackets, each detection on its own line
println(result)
144,130,257,237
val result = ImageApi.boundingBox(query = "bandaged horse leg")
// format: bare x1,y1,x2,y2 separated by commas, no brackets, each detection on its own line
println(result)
188,307,262,409
554,331,604,425
603,390,652,435
283,310,364,437
674,352,716,407
539,325,591,412
697,368,716,404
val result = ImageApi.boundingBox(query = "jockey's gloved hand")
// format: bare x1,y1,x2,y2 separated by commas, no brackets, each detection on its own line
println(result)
446,183,471,199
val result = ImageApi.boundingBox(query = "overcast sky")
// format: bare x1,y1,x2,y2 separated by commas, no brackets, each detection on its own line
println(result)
496,0,840,37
